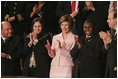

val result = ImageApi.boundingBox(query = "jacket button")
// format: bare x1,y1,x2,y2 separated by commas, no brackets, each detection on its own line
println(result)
14,7,16,9
14,12,16,14
15,3,17,5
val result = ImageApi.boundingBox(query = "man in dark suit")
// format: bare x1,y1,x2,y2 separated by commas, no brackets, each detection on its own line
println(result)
71,20,104,78
56,1,85,36
1,21,22,76
99,8,117,78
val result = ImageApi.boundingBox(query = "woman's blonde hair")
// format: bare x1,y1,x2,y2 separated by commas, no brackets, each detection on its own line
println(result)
59,14,73,28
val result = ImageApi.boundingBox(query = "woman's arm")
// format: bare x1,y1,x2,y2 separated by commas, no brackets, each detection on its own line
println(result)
45,40,55,58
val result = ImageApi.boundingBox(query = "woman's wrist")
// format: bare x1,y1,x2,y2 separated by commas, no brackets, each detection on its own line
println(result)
28,41,33,47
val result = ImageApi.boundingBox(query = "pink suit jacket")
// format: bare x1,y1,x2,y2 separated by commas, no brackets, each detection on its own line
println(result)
49,32,75,66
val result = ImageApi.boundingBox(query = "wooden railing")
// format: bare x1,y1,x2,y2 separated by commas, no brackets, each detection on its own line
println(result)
1,76,33,78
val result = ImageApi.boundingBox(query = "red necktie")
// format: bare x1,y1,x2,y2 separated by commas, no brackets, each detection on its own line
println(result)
112,1,117,8
71,1,76,13
85,37,89,43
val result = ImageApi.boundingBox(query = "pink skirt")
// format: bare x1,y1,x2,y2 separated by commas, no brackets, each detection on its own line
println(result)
50,65,72,78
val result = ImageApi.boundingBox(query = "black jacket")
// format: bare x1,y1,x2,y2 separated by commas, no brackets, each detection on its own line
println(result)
71,34,104,78
1,36,22,76
104,32,117,78
23,32,52,78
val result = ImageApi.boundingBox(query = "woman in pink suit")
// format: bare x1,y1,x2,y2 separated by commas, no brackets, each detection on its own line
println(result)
45,14,76,78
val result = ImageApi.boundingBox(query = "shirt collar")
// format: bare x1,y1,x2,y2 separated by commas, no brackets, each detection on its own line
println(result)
1,35,7,42
60,32,72,39
86,35,91,38
114,27,117,32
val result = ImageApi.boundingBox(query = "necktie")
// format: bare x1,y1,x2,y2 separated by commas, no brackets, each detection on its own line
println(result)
85,37,89,43
71,1,76,13
5,38,9,43
111,29,116,39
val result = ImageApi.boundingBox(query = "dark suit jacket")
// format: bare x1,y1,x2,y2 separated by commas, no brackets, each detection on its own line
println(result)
56,1,85,36
71,34,104,78
41,1,59,35
104,33,117,78
23,32,52,78
1,36,22,76
3,1,28,36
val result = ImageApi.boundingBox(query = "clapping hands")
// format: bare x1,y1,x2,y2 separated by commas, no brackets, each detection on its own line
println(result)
99,31,112,48
85,1,95,11
74,35,81,48
8,16,15,22
29,32,38,44
45,40,55,58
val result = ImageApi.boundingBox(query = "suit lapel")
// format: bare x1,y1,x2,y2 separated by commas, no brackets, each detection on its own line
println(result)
1,38,4,46
114,34,117,40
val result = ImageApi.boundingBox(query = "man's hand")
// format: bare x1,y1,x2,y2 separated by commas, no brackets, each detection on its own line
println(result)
99,31,107,39
71,8,79,18
85,1,95,11
99,31,112,48
1,52,6,58
5,54,11,59
8,16,15,22
1,52,11,59
32,5,41,14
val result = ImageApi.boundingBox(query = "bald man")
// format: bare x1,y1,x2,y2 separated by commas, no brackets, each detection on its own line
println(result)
1,21,22,76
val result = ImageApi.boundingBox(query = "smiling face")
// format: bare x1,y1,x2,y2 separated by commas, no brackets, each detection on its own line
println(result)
83,23,93,36
33,21,42,34
1,21,13,38
60,21,70,34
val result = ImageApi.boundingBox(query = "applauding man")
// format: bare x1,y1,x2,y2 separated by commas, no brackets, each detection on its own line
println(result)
99,8,117,78
1,21,22,76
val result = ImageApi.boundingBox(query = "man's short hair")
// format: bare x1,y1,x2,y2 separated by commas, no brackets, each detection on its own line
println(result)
84,20,95,28
113,8,117,19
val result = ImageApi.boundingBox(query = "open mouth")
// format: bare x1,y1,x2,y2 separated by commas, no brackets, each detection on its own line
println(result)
63,29,68,31
85,31,92,35
86,31,91,34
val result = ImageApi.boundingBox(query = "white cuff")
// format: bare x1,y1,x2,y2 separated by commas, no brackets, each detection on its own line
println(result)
33,39,38,45
8,55,11,59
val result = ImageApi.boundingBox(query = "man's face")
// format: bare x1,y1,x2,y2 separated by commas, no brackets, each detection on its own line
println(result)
83,23,93,36
107,11,116,29
1,22,13,38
